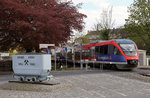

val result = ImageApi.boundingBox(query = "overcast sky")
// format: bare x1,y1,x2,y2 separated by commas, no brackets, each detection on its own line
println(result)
70,0,134,35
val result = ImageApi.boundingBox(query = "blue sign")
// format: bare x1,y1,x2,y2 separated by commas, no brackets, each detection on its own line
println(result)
46,49,50,54
64,47,67,52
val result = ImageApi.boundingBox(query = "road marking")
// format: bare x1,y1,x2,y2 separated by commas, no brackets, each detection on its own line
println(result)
90,91,106,98
100,86,127,97
136,91,144,94
115,91,127,96
100,86,107,89
80,88,94,96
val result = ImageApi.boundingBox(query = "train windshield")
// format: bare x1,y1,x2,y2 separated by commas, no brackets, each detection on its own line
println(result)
119,44,137,56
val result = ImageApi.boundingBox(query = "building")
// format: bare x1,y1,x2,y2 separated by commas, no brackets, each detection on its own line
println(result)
86,30,101,42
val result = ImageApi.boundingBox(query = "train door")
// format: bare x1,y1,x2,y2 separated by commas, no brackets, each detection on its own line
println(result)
96,45,109,61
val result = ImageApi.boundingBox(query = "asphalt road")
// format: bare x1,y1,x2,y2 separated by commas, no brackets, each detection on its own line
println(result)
0,69,150,98
0,75,14,82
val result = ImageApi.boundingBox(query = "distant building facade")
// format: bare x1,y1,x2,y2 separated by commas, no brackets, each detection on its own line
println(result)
86,30,101,42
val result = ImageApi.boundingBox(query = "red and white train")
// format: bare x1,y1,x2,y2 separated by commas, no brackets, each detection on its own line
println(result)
70,39,139,70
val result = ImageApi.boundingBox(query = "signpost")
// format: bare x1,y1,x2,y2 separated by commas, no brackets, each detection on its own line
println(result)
39,44,55,49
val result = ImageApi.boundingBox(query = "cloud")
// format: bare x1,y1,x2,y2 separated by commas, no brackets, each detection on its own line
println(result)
112,6,129,28
67,0,130,34
72,0,109,9
80,9,100,31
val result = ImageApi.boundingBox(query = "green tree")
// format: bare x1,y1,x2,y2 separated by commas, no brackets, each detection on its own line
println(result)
75,35,90,44
100,29,111,40
0,0,86,52
125,0,150,51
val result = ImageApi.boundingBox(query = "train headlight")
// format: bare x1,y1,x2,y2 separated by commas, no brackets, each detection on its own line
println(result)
130,60,137,65
134,52,137,56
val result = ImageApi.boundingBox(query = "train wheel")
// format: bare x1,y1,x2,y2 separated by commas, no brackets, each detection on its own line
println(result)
19,77,24,82
105,64,112,69
39,80,42,82
111,65,117,70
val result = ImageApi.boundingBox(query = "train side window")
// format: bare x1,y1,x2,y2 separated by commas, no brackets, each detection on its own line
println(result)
95,46,100,55
83,52,89,57
99,46,103,54
108,45,114,54
100,45,108,55
104,45,108,54
75,52,80,57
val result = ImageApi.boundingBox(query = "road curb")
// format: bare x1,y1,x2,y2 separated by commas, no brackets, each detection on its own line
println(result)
0,71,13,75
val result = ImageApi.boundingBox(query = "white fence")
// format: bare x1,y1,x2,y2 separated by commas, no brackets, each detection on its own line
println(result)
147,58,150,66
138,50,147,66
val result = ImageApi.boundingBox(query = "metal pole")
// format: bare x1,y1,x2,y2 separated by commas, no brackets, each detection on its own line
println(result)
54,48,56,71
93,61,95,70
80,40,83,69
66,48,67,69
73,51,75,69
86,63,88,71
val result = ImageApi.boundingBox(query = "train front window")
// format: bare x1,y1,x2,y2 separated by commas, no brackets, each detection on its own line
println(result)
119,44,137,56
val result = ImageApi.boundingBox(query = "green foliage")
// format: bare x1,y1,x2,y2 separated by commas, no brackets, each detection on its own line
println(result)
125,0,150,52
9,50,18,57
75,35,90,44
100,29,110,40
82,37,90,44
